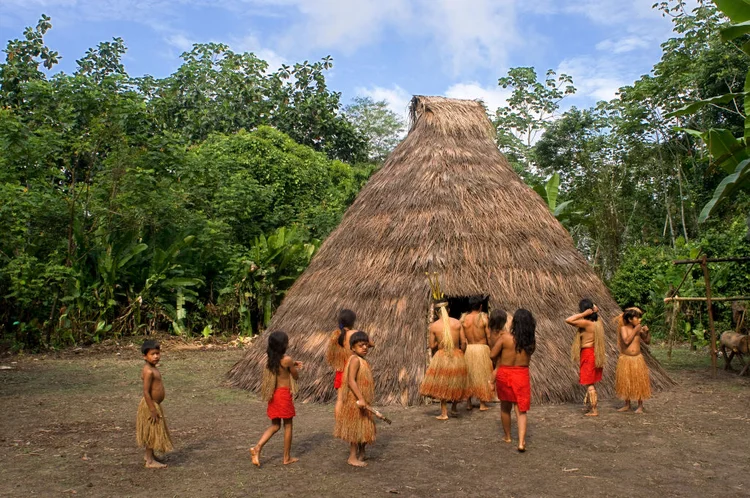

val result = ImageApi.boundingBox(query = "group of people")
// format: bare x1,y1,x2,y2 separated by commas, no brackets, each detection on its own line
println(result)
133,297,653,468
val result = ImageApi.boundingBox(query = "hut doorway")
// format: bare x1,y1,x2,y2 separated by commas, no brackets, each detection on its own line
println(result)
445,295,489,319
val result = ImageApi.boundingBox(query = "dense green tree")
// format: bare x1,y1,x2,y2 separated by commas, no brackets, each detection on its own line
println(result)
343,96,405,163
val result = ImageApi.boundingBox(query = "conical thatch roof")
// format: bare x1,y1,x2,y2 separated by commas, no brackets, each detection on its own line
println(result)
228,96,673,405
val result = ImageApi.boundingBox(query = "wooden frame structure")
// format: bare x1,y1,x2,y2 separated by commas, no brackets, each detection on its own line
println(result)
663,255,750,375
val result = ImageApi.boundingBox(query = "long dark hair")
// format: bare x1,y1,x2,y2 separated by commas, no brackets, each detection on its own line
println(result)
512,309,536,355
579,298,598,322
337,309,357,347
266,331,289,374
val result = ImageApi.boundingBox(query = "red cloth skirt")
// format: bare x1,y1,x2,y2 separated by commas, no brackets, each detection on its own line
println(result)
579,347,603,385
334,370,344,390
267,387,295,420
496,366,531,412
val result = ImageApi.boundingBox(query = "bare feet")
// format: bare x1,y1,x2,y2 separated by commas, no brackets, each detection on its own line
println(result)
347,458,367,467
283,457,299,465
479,403,489,412
466,403,473,411
517,444,526,453
502,436,512,443
450,405,459,416
585,409,599,417
617,405,631,412
634,406,644,414
145,460,167,469
250,447,261,467
435,414,449,420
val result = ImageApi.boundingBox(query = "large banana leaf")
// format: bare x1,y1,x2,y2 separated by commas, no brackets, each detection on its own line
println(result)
699,158,750,222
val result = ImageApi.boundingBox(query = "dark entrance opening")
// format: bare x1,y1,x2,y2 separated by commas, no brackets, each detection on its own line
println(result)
445,295,489,319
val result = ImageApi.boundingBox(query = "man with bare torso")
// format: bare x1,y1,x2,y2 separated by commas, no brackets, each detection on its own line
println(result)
420,301,468,420
462,296,494,411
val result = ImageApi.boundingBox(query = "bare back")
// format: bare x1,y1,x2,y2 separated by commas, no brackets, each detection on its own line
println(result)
141,364,165,403
463,311,490,346
491,331,533,367
577,320,597,349
429,317,463,351
275,355,299,388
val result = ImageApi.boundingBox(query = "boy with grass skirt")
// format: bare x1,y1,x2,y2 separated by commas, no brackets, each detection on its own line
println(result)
461,296,494,411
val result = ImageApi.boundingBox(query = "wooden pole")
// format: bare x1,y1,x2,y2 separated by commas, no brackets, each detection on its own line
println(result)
673,256,750,264
700,256,717,376
664,296,750,303
667,301,679,360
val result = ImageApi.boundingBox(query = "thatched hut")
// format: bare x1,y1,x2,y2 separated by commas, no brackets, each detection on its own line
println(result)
228,96,673,405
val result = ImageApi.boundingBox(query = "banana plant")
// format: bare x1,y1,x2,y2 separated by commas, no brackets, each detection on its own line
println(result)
667,0,750,222
532,172,575,221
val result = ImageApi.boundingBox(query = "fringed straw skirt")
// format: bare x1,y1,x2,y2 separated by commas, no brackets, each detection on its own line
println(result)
419,349,468,401
136,398,173,453
464,344,494,401
334,396,376,444
615,354,651,401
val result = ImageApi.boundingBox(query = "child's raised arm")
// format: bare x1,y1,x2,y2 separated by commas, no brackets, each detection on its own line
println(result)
282,356,301,380
620,323,642,347
489,334,503,362
565,305,598,328
141,368,159,422
347,356,368,408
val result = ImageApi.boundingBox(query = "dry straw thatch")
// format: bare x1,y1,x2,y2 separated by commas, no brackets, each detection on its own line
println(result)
228,95,673,405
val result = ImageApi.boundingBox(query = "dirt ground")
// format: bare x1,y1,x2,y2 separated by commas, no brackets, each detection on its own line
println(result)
1,343,749,498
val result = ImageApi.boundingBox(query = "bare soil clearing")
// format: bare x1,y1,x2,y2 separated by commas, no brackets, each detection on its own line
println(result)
1,345,748,497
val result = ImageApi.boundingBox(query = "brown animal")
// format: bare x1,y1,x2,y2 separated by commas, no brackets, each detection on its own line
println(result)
720,331,750,375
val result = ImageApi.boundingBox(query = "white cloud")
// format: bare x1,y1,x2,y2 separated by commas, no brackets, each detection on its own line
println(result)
557,57,627,103
354,85,411,122
444,82,511,114
230,34,287,71
595,36,651,54
165,33,194,52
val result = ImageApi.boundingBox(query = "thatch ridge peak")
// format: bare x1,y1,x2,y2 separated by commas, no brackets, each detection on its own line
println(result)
409,95,494,139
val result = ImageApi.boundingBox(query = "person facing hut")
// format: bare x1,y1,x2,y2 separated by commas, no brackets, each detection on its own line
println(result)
615,308,652,414
490,309,536,452
250,331,303,467
136,340,173,468
461,296,494,411
334,331,376,467
566,298,606,417
326,309,357,418
419,300,468,420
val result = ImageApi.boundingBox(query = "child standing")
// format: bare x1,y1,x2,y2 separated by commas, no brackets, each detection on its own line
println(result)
615,308,652,413
250,331,302,467
566,299,606,417
334,331,376,467
490,309,536,452
326,309,357,418
136,340,173,468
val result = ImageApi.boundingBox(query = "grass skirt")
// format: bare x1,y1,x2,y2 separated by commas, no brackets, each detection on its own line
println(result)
136,398,173,453
464,344,494,401
615,354,651,401
419,349,467,401
334,357,376,444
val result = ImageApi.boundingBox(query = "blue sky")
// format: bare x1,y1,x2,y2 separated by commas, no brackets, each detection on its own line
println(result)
0,0,691,118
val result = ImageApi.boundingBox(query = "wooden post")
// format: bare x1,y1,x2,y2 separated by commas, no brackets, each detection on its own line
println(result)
700,256,717,376
667,301,679,360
